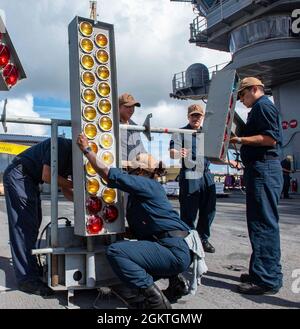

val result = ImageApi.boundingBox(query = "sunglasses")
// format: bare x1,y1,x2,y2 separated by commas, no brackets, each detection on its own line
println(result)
238,87,253,99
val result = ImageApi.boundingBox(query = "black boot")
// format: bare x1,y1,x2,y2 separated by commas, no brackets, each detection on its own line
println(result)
140,284,172,309
163,274,189,303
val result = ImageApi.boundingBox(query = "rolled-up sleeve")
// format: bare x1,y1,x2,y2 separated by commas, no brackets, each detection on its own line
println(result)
254,103,281,142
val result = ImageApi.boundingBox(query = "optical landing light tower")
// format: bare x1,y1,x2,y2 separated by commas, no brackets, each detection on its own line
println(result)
171,0,300,182
41,17,124,307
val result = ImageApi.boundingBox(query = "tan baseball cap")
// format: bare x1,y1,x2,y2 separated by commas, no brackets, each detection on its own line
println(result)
237,77,264,97
188,104,204,116
119,93,141,107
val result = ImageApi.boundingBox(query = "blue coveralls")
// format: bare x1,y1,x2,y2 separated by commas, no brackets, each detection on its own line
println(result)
170,125,216,242
106,168,192,289
241,95,283,290
3,138,72,284
281,159,291,198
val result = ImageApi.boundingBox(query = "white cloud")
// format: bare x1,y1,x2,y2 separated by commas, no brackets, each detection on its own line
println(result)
0,95,48,136
0,0,230,107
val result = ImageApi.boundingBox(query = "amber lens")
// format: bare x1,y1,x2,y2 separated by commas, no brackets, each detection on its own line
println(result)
80,38,94,53
99,133,113,149
82,89,96,104
98,99,111,114
81,55,95,70
97,82,110,97
96,50,109,64
84,123,97,139
87,178,100,195
79,22,93,37
83,106,97,121
99,116,112,131
95,33,108,48
86,161,97,176
96,66,110,80
101,151,114,166
89,141,98,153
102,188,116,204
82,71,95,86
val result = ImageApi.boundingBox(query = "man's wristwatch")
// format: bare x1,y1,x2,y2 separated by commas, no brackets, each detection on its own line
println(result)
236,137,242,145
83,146,92,155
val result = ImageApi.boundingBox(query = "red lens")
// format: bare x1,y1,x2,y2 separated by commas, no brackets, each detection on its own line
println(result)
103,205,118,223
289,120,298,129
86,215,103,234
0,44,10,67
3,64,19,86
86,197,102,214
282,121,289,130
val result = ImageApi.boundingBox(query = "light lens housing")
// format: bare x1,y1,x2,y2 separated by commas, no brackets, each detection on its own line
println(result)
86,215,103,234
84,123,97,139
79,21,93,37
96,50,109,64
82,88,96,104
0,44,10,67
81,54,95,70
99,116,112,131
103,205,118,223
101,151,114,166
97,82,110,97
80,38,94,53
3,64,19,86
99,133,114,149
86,197,102,214
81,71,96,87
89,141,98,153
86,178,100,195
83,105,97,121
95,33,108,48
96,66,110,80
102,188,116,204
85,161,97,176
98,99,111,114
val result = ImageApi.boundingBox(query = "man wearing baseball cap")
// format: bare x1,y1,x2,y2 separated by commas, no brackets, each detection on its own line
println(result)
119,93,146,164
170,104,216,255
230,77,283,295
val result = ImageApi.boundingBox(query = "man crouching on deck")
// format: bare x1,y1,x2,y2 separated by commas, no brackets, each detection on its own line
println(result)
77,133,206,309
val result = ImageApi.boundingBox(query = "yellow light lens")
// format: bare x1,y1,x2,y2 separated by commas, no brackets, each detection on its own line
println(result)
80,38,94,53
89,141,98,153
87,178,100,195
81,55,95,70
79,22,93,37
101,151,114,166
82,88,96,104
96,66,110,80
85,161,97,176
83,106,97,121
102,188,116,204
98,99,111,114
97,82,110,97
95,33,108,48
82,71,96,87
84,123,97,139
99,116,112,131
96,50,109,64
99,133,114,149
